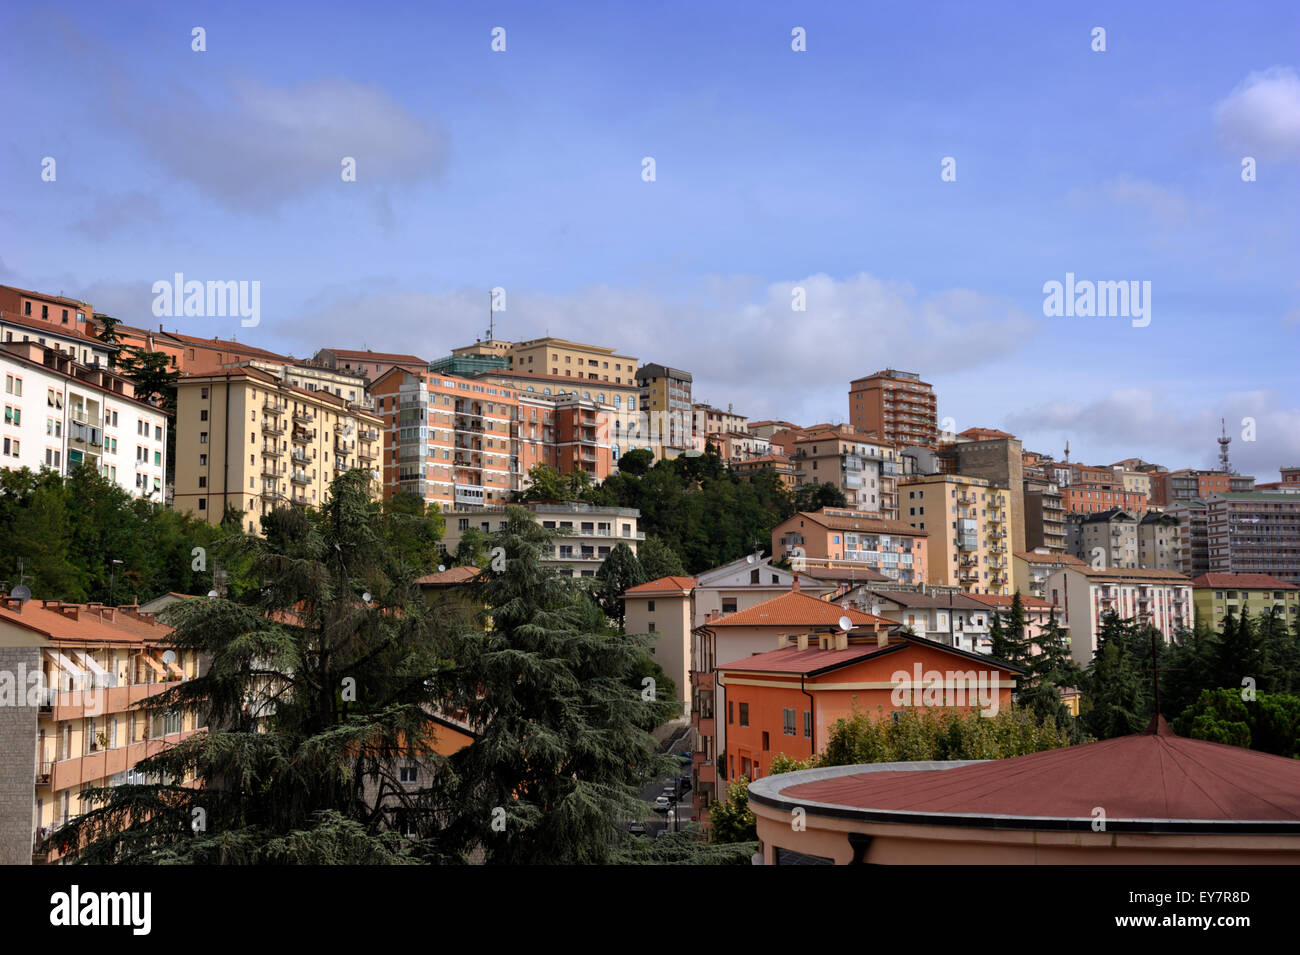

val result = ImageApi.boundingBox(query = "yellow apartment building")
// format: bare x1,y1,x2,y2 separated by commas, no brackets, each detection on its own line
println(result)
901,474,1014,595
173,366,382,535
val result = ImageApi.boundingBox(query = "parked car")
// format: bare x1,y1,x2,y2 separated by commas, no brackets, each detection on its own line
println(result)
654,795,671,810
628,821,648,836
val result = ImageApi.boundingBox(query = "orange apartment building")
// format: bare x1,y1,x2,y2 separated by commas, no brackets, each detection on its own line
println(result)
371,368,520,508
1061,484,1150,516
0,286,113,369
314,347,427,383
771,508,929,585
848,369,938,447
88,322,293,377
731,452,797,488
0,596,206,865
1148,468,1255,506
717,634,1020,782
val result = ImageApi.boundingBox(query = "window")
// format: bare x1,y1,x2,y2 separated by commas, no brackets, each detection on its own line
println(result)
783,708,796,736
739,703,749,727
647,600,655,611
399,765,417,783
762,731,770,751
722,598,737,614
200,409,208,421
200,432,208,444
647,622,655,633
728,701,733,724
198,499,207,511
803,710,812,738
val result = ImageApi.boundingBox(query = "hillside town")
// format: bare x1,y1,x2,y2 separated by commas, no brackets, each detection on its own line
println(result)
2,279,1299,868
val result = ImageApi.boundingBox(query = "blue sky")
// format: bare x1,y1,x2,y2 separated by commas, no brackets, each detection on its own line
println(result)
2,0,1297,477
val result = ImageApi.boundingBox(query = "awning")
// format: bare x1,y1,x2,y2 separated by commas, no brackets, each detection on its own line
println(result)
73,651,110,679
139,653,166,676
44,650,84,680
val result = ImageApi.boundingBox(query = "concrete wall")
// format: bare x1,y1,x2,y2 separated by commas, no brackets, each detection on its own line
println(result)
0,646,39,865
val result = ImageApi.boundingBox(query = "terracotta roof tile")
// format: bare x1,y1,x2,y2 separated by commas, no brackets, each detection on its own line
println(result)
708,589,893,629
624,575,697,595
413,566,482,586
1188,573,1298,590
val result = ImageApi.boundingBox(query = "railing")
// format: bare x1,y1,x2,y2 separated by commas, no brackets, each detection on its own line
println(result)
262,419,285,434
261,444,283,456
291,471,309,484
292,429,310,443
293,410,315,423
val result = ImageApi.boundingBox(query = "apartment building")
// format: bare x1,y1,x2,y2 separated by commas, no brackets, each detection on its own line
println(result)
1188,573,1299,631
1,292,112,369
771,508,928,585
900,474,1013,595
1067,508,1139,568
1167,500,1210,578
1150,469,1254,507
840,587,997,653
271,361,373,410
1023,478,1066,552
1061,483,1149,516
946,430,1026,557
92,323,292,378
636,363,693,457
1255,466,1300,493
730,452,797,488
173,367,382,534
438,502,642,578
1014,550,1087,600
1,341,169,499
1205,492,1300,586
1138,511,1181,569
507,337,639,386
791,426,903,515
715,629,1017,786
690,582,895,819
371,369,519,509
314,347,427,383
477,370,644,467
692,402,748,439
747,420,799,442
709,431,770,463
1043,566,1193,665
0,596,205,865
848,369,937,447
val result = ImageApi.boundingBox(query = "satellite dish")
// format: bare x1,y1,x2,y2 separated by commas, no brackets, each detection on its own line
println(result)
746,554,756,564
161,650,177,665
207,590,219,598
11,584,31,604
437,565,446,573
838,615,853,633
362,591,372,603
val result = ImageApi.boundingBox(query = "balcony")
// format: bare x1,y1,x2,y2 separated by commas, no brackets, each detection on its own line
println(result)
291,470,310,485
290,494,308,506
361,428,380,442
293,409,315,424
335,459,348,472
262,418,285,435
260,487,283,502
261,444,283,457
261,466,281,480
291,429,311,444
291,449,309,465
262,400,284,414
70,407,102,428
357,447,375,462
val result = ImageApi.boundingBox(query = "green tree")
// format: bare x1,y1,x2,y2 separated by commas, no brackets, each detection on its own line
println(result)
616,448,654,476
91,313,125,368
115,347,181,411
429,506,668,864
10,482,86,600
48,471,456,863
793,482,848,513
707,776,757,843
636,535,687,580
1081,613,1148,739
595,542,647,628
989,592,1031,669
1173,688,1300,758
380,492,444,573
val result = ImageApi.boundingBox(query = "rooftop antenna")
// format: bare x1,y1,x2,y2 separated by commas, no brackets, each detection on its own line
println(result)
487,289,495,341
1063,439,1070,463
1217,418,1233,474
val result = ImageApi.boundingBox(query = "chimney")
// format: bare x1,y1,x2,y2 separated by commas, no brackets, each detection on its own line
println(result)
777,633,790,649
877,625,888,648
834,631,848,651
796,633,809,651
791,575,800,593
60,605,79,621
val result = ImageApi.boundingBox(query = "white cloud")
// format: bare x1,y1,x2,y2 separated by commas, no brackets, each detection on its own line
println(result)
1215,67,1300,160
1005,388,1300,479
277,272,1039,423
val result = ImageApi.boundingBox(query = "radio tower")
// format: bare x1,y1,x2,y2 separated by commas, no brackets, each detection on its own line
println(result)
1217,418,1234,474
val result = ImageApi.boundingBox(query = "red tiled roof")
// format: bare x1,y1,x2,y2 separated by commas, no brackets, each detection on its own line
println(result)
624,575,697,595
1079,567,1191,583
708,589,893,629
790,510,927,537
151,328,292,362
414,566,481,586
0,309,109,346
716,643,888,674
1014,551,1086,566
798,566,891,583
0,601,170,643
1188,573,1298,590
964,593,1056,609
322,347,426,364
777,718,1300,824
